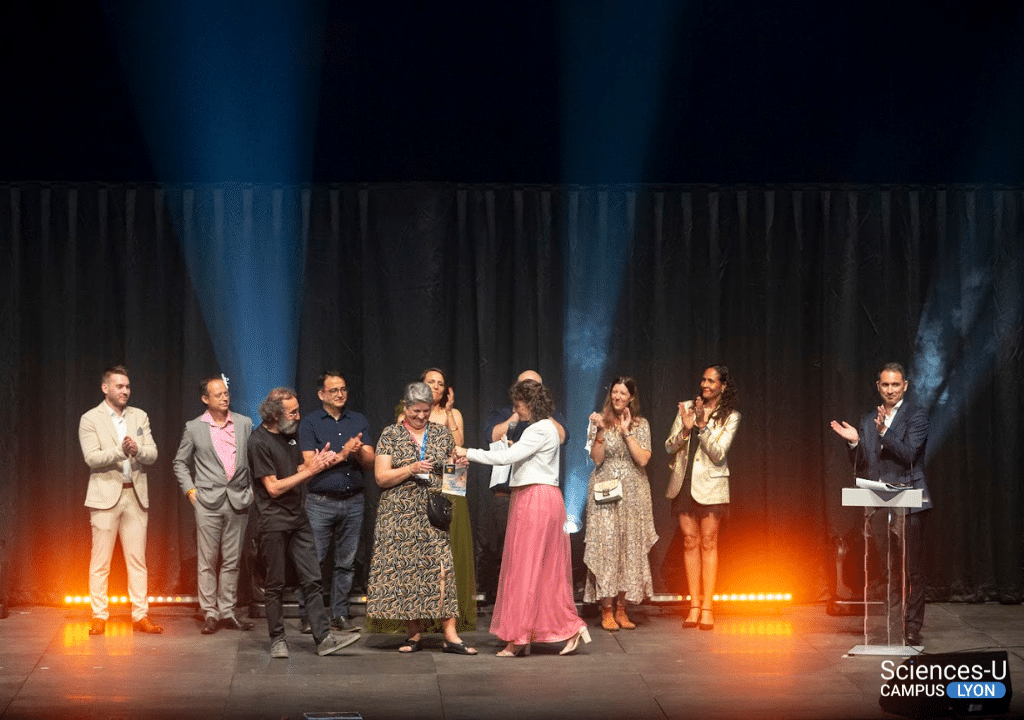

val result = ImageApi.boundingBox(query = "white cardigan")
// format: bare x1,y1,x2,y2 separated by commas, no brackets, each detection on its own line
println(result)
466,418,560,488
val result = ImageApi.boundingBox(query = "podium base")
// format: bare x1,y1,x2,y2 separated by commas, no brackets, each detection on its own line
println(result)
846,644,922,657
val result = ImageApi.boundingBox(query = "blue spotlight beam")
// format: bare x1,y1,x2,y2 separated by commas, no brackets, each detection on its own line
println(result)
560,0,675,528
175,186,307,422
911,193,1023,458
106,2,325,417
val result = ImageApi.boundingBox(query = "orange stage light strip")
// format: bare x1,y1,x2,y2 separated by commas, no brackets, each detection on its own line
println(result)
648,593,793,603
64,595,199,605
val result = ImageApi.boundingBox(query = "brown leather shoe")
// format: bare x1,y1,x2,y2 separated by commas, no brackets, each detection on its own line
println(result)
133,616,163,634
601,605,619,631
615,603,636,630
89,618,106,636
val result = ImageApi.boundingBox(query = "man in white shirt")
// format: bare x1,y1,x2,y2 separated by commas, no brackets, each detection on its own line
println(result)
831,362,931,646
78,365,161,635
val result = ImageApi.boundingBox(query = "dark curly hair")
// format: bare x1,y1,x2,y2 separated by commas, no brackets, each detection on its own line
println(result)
707,365,738,424
509,379,555,421
259,387,296,424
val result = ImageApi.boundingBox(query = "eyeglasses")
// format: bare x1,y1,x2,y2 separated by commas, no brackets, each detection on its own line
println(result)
324,387,348,396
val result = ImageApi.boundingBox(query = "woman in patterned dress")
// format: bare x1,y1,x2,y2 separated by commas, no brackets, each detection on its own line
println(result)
583,376,658,632
417,368,476,632
365,382,477,655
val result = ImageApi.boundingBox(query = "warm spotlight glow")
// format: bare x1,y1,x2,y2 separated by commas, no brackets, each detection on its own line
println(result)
721,620,793,636
678,592,792,604
65,594,199,606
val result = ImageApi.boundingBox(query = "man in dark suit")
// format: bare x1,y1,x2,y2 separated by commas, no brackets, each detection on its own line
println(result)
173,377,255,634
78,365,162,635
831,362,932,646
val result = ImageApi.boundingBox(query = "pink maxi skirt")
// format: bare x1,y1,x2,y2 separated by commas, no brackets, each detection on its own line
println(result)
490,483,586,645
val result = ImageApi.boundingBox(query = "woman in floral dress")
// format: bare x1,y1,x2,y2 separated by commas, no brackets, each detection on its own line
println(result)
366,382,477,655
583,376,658,631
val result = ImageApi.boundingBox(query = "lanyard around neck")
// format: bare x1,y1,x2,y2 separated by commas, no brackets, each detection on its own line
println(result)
404,422,429,460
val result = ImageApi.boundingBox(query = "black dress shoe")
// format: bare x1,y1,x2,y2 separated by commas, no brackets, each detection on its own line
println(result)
905,629,923,646
201,616,219,634
220,614,255,631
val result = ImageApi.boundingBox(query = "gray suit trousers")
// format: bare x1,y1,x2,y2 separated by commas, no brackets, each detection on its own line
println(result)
195,499,248,619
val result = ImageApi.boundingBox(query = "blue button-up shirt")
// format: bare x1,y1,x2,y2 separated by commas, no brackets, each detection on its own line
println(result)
299,407,374,495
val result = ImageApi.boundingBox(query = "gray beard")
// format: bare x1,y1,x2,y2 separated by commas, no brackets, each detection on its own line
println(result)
278,418,299,435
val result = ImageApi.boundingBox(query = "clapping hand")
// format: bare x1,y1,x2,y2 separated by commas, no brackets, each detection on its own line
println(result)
830,420,859,443
873,405,887,435
311,443,339,472
694,397,708,429
343,433,364,459
619,407,632,434
122,435,138,457
680,401,696,432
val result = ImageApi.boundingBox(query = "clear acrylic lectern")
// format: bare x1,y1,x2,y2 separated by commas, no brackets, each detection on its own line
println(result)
841,486,923,657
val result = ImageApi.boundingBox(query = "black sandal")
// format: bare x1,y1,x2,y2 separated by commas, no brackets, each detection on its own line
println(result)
441,640,478,655
398,637,422,653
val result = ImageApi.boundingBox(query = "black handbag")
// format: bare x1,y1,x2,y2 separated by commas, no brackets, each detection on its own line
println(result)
426,490,452,531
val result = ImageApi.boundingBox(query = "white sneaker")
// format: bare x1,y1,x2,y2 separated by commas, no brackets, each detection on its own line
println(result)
270,638,289,659
317,632,360,656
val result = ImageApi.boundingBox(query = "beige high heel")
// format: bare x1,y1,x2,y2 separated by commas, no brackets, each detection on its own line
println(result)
496,642,530,657
559,626,593,655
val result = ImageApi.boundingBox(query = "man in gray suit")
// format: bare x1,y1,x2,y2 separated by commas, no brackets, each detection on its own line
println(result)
79,365,161,635
173,377,255,634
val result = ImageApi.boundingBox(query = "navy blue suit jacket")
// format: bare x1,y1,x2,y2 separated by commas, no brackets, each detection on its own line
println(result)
849,401,932,513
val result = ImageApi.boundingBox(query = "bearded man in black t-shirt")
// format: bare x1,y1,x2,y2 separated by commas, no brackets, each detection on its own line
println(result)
248,387,360,659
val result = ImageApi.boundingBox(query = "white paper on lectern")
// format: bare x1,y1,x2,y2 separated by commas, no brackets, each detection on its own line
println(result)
855,477,905,492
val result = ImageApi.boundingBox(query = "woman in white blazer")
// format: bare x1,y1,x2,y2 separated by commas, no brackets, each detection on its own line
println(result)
664,365,739,631
455,379,590,657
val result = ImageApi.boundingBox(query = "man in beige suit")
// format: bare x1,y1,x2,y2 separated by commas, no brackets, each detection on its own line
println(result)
78,365,162,635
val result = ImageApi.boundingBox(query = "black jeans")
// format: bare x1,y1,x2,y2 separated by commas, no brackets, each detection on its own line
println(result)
261,523,330,644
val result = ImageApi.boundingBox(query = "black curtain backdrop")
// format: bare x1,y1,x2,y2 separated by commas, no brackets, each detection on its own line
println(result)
2,183,1021,607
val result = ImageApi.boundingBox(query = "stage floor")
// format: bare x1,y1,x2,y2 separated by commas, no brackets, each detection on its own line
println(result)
1,602,1021,720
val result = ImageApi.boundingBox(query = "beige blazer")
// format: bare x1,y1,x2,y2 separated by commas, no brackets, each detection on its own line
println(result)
664,401,740,505
79,402,158,510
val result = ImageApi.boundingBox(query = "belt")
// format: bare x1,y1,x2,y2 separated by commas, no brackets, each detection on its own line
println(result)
311,488,363,501
122,482,134,489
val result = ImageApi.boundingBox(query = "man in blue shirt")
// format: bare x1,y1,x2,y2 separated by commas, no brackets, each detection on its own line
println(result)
298,371,375,633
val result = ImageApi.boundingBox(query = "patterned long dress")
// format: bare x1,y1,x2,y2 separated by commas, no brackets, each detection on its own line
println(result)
366,422,459,621
583,417,659,604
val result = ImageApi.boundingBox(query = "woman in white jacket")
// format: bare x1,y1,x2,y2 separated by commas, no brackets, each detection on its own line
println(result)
664,365,740,631
455,379,590,657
